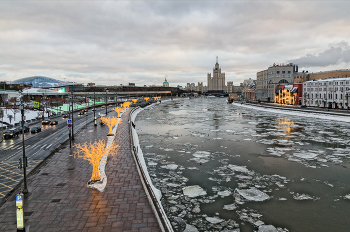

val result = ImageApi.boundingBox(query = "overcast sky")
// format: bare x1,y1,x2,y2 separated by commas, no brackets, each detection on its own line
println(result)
1,0,350,87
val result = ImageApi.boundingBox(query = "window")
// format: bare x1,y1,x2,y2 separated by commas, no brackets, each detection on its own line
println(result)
282,71,285,74
341,94,343,99
277,71,280,74
335,94,337,99
288,71,291,74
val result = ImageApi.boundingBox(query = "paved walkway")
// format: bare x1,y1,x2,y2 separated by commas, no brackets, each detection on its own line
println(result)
0,109,161,232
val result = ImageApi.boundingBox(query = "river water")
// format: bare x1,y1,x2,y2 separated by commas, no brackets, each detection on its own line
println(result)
135,97,350,232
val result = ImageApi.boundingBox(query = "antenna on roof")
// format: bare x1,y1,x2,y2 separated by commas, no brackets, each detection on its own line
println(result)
216,56,218,64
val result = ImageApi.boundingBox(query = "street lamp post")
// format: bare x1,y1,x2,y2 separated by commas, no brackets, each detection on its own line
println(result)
19,92,28,194
71,92,74,140
42,92,45,121
94,91,97,126
105,88,109,115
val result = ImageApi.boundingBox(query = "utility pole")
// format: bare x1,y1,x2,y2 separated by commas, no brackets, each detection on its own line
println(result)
19,92,28,194
105,88,109,115
42,92,45,120
71,92,74,140
94,91,97,126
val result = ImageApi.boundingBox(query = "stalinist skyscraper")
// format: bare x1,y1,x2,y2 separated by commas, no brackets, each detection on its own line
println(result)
207,57,226,92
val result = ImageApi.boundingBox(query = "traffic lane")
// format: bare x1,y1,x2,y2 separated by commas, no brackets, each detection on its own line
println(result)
0,106,111,158
3,107,112,162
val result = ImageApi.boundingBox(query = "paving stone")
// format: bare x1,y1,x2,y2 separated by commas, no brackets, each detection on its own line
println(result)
0,109,161,231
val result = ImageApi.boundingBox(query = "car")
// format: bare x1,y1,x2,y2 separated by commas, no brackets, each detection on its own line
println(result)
83,109,88,112
18,125,30,133
30,126,41,133
50,120,58,125
42,119,50,125
101,105,105,109
78,111,85,115
62,114,69,118
91,109,96,111
4,128,20,139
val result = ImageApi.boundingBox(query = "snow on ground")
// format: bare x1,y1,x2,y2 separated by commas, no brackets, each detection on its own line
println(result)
232,102,350,122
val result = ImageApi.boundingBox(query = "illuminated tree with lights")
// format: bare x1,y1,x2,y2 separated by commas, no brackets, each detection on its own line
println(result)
100,116,122,136
113,107,123,118
144,97,149,102
75,140,119,181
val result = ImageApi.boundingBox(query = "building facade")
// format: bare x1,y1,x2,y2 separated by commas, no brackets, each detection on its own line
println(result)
256,70,268,102
303,77,350,109
207,57,226,92
267,63,298,102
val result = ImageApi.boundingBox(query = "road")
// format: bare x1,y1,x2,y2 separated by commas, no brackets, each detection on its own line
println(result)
0,104,115,200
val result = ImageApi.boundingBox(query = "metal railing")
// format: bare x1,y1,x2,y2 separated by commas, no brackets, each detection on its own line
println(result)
129,106,173,232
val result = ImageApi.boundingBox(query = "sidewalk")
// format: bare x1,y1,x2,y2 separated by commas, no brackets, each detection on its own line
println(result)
0,109,161,231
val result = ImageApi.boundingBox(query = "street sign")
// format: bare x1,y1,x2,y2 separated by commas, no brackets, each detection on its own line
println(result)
67,119,72,124
33,102,39,108
16,194,23,207
68,124,72,128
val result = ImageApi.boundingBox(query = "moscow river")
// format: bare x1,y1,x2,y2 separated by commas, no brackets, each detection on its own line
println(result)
135,97,350,232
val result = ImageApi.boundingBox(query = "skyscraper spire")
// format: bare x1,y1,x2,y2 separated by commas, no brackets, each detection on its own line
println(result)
216,56,218,64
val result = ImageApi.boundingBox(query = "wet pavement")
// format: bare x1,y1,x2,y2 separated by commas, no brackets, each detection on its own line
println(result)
0,109,160,232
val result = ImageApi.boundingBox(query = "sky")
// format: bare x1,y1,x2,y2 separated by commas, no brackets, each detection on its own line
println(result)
1,0,350,87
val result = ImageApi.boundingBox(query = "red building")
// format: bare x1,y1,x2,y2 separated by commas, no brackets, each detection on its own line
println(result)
275,84,303,105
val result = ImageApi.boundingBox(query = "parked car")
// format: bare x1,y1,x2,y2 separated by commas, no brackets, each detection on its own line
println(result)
42,119,50,125
4,128,20,139
18,125,30,133
50,120,58,125
30,126,41,133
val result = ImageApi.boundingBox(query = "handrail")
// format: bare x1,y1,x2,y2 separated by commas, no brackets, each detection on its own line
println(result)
128,106,173,232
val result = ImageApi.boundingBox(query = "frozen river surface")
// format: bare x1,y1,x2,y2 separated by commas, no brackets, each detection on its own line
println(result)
136,98,350,232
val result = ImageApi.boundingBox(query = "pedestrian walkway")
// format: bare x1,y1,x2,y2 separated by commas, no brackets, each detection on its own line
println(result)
0,109,161,232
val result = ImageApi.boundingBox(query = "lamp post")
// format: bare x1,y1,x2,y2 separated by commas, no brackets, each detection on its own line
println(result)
105,88,109,115
19,91,28,194
42,92,45,121
94,91,97,126
71,92,74,140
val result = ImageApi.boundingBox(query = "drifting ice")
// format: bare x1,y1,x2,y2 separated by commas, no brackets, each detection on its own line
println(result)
183,185,207,197
205,217,224,224
236,188,269,201
258,225,278,232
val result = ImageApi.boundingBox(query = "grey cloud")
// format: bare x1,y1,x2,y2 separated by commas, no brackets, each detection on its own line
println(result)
1,1,350,86
288,41,350,67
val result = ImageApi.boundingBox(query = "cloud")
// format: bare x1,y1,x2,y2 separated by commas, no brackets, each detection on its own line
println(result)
288,41,350,67
1,1,350,86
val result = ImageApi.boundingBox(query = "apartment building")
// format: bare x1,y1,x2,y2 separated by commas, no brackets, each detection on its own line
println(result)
303,77,350,109
256,69,268,101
